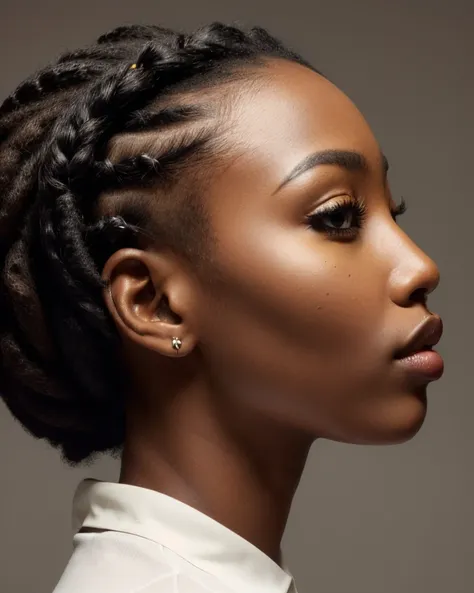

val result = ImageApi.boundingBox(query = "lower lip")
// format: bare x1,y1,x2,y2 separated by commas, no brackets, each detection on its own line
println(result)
395,350,444,381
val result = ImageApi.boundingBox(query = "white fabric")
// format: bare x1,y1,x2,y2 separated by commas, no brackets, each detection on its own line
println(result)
53,479,298,593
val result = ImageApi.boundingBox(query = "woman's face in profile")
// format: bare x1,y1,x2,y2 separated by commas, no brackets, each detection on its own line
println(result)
190,59,442,445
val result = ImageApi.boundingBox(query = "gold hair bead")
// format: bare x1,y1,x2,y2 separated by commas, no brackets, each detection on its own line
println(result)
130,63,137,70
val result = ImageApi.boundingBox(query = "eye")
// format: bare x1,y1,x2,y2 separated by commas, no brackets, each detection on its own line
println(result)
306,197,367,239
321,207,356,230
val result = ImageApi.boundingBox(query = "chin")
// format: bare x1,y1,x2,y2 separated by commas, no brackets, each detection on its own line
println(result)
374,388,428,445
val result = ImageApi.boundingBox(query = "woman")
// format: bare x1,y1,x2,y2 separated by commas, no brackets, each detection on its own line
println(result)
0,22,444,593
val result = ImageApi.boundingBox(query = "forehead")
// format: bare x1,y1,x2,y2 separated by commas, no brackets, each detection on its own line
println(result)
213,60,382,190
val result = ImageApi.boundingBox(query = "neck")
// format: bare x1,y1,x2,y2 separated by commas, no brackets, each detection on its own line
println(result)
120,372,311,563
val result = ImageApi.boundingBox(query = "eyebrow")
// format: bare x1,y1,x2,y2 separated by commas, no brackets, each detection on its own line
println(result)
274,149,389,194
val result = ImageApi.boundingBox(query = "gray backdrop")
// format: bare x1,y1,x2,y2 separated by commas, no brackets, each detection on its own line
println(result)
1,1,472,592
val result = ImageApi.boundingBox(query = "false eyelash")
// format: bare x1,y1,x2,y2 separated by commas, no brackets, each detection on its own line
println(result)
391,197,407,219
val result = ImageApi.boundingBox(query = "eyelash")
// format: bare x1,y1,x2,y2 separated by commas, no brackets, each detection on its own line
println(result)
305,196,407,239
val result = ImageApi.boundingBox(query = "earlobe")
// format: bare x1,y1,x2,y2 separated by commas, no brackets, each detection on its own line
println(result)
101,248,197,357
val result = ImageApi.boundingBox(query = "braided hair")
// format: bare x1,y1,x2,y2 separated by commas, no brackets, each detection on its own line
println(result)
0,23,310,463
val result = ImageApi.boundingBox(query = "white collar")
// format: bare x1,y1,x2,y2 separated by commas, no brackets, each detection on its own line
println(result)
73,479,295,593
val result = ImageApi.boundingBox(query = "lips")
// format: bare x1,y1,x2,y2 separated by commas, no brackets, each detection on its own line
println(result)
395,315,443,360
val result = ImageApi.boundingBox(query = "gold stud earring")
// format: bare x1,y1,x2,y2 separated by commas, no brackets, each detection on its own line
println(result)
171,337,182,354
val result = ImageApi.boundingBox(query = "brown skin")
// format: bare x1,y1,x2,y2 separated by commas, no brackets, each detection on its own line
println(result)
102,60,440,562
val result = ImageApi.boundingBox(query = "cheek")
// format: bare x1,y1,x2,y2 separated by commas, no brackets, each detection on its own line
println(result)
199,214,390,383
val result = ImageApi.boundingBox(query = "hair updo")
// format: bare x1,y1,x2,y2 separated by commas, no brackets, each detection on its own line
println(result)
0,22,310,463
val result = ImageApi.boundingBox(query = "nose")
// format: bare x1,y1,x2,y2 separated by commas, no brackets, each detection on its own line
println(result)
388,234,440,308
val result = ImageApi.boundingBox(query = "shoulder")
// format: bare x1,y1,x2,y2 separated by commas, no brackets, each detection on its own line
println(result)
134,572,230,593
52,530,233,593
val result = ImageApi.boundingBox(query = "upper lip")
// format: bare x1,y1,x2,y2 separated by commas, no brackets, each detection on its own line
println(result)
395,315,443,359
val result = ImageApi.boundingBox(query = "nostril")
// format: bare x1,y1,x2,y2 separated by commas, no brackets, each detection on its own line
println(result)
410,287,428,305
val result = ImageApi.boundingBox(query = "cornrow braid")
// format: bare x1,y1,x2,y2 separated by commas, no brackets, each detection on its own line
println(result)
0,22,311,463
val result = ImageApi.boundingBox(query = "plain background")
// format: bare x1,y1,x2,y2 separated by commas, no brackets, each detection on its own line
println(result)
0,1,472,592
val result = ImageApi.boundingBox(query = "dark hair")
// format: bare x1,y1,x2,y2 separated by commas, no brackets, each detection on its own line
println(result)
0,23,310,463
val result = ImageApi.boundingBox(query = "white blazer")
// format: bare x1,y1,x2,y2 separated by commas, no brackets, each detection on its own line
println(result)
53,479,298,593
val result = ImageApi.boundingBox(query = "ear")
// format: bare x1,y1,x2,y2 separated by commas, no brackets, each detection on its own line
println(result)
101,248,198,358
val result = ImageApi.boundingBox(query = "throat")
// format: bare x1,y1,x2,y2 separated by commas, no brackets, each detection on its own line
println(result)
119,383,311,563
